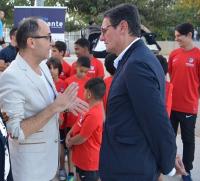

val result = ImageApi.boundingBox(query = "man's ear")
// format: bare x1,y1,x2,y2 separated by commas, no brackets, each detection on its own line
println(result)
119,20,129,34
27,37,35,49
187,32,193,39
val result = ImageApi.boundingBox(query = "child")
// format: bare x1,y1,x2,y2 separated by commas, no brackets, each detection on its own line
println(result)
66,78,106,181
70,38,104,79
46,57,67,181
64,56,91,181
103,53,117,110
156,55,174,181
156,54,173,117
51,41,71,80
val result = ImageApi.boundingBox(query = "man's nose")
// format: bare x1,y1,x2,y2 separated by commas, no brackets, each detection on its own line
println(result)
100,33,104,41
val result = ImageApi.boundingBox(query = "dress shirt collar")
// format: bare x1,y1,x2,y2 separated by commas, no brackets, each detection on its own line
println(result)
114,37,140,68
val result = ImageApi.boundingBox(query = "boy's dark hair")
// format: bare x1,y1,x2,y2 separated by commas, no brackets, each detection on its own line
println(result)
85,78,106,100
46,57,63,75
75,38,90,50
156,55,168,75
9,27,17,37
175,23,194,38
104,53,117,76
77,56,91,68
52,41,67,56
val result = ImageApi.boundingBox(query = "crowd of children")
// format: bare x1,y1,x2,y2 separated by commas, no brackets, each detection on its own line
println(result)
47,38,108,181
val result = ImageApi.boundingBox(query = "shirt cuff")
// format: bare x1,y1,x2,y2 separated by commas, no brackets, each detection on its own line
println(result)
166,168,176,176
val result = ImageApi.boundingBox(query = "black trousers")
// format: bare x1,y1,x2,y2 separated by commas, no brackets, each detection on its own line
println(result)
76,166,99,181
170,110,196,172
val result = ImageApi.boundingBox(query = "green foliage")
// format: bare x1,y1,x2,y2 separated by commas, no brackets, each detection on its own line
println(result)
1,0,200,39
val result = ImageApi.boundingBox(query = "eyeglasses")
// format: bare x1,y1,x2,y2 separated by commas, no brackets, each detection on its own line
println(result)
101,24,114,35
31,35,52,42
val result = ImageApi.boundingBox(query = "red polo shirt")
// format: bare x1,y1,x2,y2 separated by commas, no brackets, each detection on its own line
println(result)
59,60,71,80
168,47,200,114
64,75,90,128
71,103,103,170
70,57,104,78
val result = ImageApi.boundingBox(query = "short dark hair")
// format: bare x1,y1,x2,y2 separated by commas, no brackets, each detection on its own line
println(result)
75,38,90,50
156,55,168,75
9,27,17,37
46,57,63,75
52,41,67,56
104,3,141,37
85,78,106,100
16,17,41,49
77,56,90,68
175,23,194,38
104,53,117,76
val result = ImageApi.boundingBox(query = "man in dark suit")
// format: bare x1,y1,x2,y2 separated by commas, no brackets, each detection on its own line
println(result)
99,4,186,181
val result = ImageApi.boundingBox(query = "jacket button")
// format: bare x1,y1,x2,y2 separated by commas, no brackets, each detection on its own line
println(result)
54,139,58,143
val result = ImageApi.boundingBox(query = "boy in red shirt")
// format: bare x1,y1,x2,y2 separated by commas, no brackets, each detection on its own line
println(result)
64,56,90,180
51,41,71,80
168,23,200,181
103,53,116,110
70,38,104,79
66,78,105,181
46,57,67,181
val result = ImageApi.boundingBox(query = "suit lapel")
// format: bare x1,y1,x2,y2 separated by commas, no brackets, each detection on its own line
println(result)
16,54,53,104
112,39,144,84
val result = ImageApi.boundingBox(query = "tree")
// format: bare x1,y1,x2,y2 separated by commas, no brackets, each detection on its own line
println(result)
0,0,35,25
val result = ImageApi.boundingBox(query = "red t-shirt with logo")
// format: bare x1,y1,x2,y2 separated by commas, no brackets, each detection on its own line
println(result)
54,78,67,129
71,103,103,171
70,57,104,78
59,60,71,80
103,76,113,110
168,47,200,114
64,75,90,128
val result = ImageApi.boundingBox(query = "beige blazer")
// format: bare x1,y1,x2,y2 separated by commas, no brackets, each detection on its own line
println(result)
0,54,59,181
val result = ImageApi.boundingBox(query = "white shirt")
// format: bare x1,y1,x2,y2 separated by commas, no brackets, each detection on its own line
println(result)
40,71,55,103
114,37,140,68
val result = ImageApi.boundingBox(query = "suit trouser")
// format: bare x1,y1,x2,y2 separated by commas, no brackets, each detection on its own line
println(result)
170,110,196,172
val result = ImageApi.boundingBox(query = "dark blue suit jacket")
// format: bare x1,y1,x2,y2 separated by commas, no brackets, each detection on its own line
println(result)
99,40,177,181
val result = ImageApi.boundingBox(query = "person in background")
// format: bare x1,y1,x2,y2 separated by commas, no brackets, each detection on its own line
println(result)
156,54,174,181
51,40,71,80
66,78,105,181
103,53,116,110
0,112,13,181
0,27,18,73
168,22,200,181
156,54,173,117
64,56,91,181
46,57,67,181
0,10,5,48
70,38,104,79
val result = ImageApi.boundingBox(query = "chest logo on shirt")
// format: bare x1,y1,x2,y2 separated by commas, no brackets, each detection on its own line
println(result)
77,115,83,127
172,58,178,63
186,57,195,67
